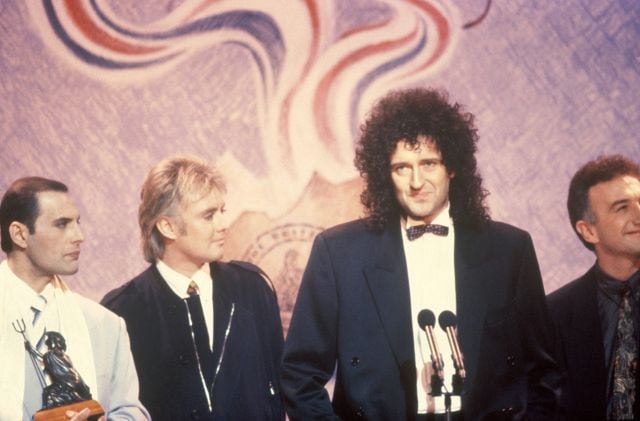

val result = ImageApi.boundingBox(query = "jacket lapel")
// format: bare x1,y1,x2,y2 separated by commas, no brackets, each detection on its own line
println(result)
211,263,232,367
566,268,607,399
210,263,248,406
363,222,415,367
453,225,493,388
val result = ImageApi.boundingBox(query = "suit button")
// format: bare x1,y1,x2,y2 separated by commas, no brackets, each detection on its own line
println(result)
500,406,514,415
506,355,516,367
178,354,189,365
355,406,365,417
350,357,360,366
190,409,201,419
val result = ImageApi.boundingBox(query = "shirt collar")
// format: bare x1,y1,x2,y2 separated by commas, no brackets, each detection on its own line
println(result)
430,202,452,228
403,202,451,229
596,264,640,295
0,260,51,319
156,260,212,299
401,202,453,242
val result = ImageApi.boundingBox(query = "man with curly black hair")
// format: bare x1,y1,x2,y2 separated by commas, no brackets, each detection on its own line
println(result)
281,88,561,420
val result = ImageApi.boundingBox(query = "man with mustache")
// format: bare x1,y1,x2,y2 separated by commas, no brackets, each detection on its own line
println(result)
102,155,285,420
0,176,149,421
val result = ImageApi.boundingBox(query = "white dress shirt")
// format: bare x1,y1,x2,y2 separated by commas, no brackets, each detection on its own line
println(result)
8,271,57,347
156,260,214,349
402,203,461,414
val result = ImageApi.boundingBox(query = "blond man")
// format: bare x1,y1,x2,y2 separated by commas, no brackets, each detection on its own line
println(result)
102,155,285,421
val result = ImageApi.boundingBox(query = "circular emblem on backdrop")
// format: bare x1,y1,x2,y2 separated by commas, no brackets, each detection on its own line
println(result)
242,223,324,333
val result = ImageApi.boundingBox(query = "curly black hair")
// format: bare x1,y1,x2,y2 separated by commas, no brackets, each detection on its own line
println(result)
354,87,490,231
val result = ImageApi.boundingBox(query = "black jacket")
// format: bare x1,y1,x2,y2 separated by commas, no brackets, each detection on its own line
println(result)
102,261,285,421
281,219,561,420
547,265,611,420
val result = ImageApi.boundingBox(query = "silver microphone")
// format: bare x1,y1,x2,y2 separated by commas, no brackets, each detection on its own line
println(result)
438,310,466,379
418,309,445,380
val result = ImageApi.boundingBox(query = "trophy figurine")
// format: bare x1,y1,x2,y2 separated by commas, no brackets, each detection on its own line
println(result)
34,331,104,420
12,320,105,421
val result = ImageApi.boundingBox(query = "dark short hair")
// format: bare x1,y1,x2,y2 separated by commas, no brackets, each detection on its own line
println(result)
567,155,640,251
0,177,68,253
354,87,490,230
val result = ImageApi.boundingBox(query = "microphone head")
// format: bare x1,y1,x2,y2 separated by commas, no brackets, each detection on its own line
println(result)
438,310,457,330
417,309,436,330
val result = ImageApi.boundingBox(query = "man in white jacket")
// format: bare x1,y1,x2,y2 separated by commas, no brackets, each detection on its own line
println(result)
0,176,149,421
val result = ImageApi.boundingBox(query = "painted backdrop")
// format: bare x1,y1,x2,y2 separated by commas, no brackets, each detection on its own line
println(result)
1,0,639,331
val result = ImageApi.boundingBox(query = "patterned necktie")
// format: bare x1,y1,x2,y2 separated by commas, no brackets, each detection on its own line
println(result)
187,280,199,296
609,285,638,420
406,224,449,241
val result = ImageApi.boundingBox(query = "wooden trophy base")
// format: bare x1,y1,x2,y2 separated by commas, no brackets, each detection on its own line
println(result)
34,400,105,421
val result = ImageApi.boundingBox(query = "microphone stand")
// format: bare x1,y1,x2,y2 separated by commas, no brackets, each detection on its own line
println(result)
430,370,443,397
418,310,445,401
439,310,466,420
444,369,464,420
451,371,464,396
444,392,452,421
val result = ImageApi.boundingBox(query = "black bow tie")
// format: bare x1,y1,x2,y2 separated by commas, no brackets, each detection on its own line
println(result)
406,224,449,240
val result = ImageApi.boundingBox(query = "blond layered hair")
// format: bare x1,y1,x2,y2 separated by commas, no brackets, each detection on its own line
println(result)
139,155,226,263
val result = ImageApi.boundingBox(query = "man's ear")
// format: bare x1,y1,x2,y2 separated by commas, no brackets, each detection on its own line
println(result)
8,221,29,249
156,217,178,241
576,220,598,246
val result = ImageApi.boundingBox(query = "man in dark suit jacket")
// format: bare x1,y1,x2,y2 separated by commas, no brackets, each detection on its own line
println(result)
547,155,640,420
101,155,285,421
281,88,561,420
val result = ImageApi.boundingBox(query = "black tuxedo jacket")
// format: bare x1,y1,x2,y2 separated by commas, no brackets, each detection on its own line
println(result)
281,219,560,420
102,261,285,421
547,265,610,420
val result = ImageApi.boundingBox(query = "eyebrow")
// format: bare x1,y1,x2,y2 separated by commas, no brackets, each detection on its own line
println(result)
52,217,74,224
609,198,630,210
201,205,223,214
390,158,440,166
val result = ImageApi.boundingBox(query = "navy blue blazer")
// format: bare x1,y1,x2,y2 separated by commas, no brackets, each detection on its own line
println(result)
281,219,560,420
547,265,609,420
102,261,285,421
